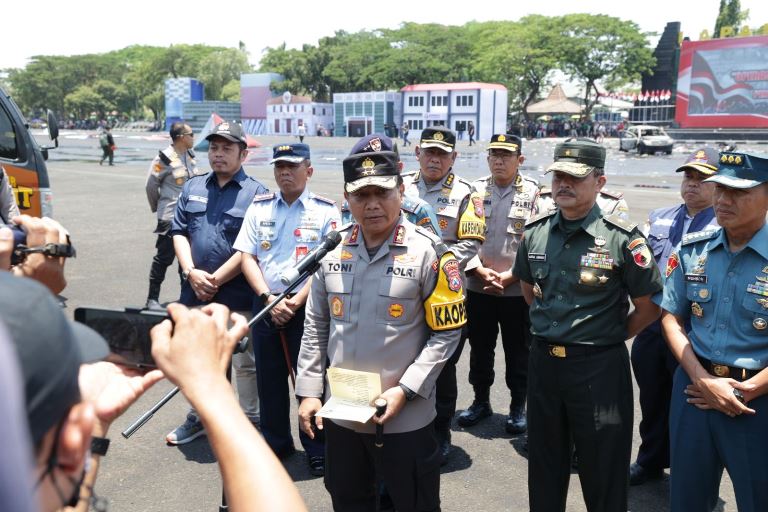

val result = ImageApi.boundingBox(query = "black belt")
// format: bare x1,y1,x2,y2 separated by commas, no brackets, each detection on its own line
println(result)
696,355,761,382
533,336,621,358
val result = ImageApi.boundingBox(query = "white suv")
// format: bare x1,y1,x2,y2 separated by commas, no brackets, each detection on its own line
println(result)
619,125,674,155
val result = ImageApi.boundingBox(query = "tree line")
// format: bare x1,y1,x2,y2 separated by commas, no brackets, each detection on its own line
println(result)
5,10,765,124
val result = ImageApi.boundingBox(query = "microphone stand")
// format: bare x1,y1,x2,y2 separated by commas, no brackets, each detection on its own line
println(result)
121,264,318,439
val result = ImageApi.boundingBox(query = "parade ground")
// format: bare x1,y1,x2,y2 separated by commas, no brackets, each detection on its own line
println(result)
42,132,755,511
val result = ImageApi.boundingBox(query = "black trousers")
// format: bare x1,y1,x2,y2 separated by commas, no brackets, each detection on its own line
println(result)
147,222,179,301
100,145,114,164
466,291,530,405
324,420,441,512
630,326,678,470
528,340,633,512
433,335,466,436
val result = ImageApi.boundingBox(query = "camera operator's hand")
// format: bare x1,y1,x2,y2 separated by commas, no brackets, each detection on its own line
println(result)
78,362,164,437
0,215,69,294
151,303,248,396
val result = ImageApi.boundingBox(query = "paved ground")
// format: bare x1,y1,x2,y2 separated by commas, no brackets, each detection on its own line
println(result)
39,133,745,511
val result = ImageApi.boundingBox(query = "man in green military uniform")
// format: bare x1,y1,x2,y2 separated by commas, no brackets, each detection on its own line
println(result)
513,139,663,512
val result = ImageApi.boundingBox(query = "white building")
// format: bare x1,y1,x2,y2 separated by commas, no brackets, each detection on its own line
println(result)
400,82,508,142
266,92,334,136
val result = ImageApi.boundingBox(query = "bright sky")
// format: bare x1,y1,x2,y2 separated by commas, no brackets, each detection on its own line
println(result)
3,0,767,71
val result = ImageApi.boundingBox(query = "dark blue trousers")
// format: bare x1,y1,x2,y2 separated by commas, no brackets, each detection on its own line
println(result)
630,327,678,470
670,367,768,512
252,305,324,458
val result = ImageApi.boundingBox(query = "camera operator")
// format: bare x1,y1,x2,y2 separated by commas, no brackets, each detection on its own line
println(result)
1,273,307,512
0,214,72,294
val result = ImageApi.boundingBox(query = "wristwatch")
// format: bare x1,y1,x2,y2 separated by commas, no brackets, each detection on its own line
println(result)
182,266,195,281
90,436,110,456
260,292,272,305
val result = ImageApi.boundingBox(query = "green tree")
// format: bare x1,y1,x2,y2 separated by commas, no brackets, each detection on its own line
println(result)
64,85,110,120
559,14,655,120
221,79,241,102
198,48,251,100
714,0,749,37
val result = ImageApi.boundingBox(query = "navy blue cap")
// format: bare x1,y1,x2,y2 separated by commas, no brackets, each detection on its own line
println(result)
704,151,768,189
349,133,399,157
420,127,456,152
677,147,720,175
270,143,311,164
488,133,522,153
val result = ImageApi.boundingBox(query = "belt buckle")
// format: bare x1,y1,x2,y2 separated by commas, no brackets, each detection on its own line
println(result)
549,345,566,358
712,364,730,378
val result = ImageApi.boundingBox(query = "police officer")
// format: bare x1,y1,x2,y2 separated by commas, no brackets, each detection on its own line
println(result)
659,151,768,512
537,138,630,220
234,143,339,476
629,148,720,486
402,126,484,461
513,139,663,511
341,133,440,235
458,134,542,434
296,150,465,511
165,121,268,445
144,122,205,310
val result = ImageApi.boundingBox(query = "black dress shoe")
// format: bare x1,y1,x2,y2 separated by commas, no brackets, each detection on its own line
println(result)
629,462,664,486
457,401,493,427
505,405,527,435
308,455,325,477
436,430,452,465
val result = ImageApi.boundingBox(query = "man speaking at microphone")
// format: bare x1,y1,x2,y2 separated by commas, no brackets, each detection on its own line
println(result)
235,143,340,476
296,150,465,511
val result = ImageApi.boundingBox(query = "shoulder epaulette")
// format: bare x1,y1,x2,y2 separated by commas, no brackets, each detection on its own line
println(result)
455,175,472,188
520,174,539,186
604,214,638,232
538,187,552,196
187,149,196,158
338,222,355,232
600,188,624,199
525,209,556,226
416,227,449,257
401,170,419,179
401,196,419,214
252,192,275,202
158,150,172,165
310,193,336,205
682,229,719,246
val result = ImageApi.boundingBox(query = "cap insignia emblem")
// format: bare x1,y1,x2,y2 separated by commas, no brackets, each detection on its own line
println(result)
695,150,706,160
433,132,444,141
361,157,376,176
498,134,506,142
564,150,571,156
735,155,742,165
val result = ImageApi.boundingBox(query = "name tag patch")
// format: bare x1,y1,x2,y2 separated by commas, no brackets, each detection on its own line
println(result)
529,253,547,261
685,274,708,284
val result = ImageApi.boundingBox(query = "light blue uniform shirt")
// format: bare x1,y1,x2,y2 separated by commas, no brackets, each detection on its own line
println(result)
234,188,340,293
658,224,768,370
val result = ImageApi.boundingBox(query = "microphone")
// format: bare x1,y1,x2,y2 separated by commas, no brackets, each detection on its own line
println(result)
280,230,342,286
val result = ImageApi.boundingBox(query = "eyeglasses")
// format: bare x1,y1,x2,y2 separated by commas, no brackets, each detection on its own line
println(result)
182,132,194,137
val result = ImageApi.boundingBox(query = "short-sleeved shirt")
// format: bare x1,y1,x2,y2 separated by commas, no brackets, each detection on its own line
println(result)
170,168,268,309
402,170,485,271
468,173,541,296
514,204,663,345
658,225,768,370
234,188,340,293
145,145,205,222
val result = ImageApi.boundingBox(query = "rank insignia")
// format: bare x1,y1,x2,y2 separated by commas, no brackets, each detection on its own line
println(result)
757,275,768,284
345,225,360,245
666,253,680,277
331,297,343,317
361,158,376,176
757,298,768,309
341,250,354,260
443,259,462,292
514,175,523,187
533,283,542,299
388,303,404,318
754,318,767,330
439,218,449,231
699,288,709,299
443,173,454,188
598,275,609,284
691,302,703,318
260,240,271,250
393,225,406,244
175,178,184,185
